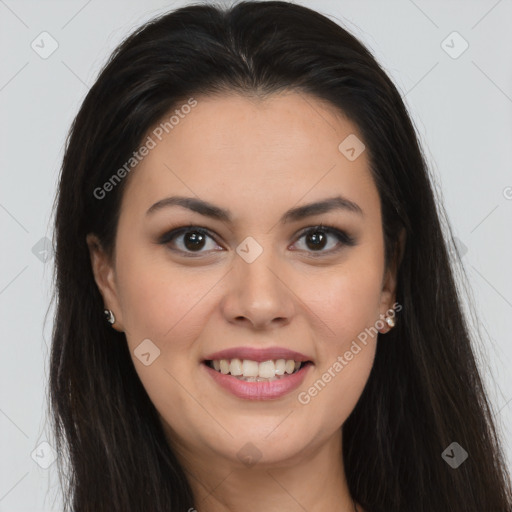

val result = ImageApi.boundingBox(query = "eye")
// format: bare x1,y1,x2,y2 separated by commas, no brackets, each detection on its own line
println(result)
158,223,356,257
291,224,356,256
158,225,222,256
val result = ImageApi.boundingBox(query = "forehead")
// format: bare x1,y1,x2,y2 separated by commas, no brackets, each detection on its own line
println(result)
153,91,360,161
120,91,378,222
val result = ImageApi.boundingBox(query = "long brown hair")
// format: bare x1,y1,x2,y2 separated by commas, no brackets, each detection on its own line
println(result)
48,2,512,510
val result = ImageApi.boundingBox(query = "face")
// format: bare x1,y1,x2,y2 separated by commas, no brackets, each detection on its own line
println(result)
87,91,398,471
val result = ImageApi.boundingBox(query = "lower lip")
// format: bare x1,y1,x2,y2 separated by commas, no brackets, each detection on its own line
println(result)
202,362,313,400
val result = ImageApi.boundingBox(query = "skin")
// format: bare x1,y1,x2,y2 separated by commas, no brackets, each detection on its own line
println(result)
87,91,402,512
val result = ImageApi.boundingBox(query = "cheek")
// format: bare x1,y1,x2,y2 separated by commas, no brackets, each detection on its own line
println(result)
294,256,382,419
114,241,198,336
114,252,212,428
304,260,384,345
298,289,378,434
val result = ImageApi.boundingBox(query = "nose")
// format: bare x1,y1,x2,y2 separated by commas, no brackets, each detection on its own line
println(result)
220,243,296,330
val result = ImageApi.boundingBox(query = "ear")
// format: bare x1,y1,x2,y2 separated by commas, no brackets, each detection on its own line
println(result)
378,227,406,332
86,233,124,332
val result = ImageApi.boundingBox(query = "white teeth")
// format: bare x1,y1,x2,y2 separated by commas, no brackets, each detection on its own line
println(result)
285,360,295,374
275,359,286,375
242,359,259,377
258,360,276,379
219,360,230,374
229,358,243,376
209,358,305,379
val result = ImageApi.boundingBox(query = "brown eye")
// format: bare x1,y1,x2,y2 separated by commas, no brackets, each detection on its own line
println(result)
292,225,356,255
158,223,356,258
304,230,328,250
182,230,207,251
159,226,222,256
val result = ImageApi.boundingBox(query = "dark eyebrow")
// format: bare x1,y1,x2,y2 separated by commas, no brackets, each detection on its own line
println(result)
146,195,363,223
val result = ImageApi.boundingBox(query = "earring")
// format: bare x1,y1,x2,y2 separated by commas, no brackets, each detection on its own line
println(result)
379,308,396,332
104,309,116,325
385,315,395,328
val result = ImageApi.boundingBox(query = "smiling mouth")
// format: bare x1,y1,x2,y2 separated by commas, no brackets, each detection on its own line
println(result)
203,359,313,382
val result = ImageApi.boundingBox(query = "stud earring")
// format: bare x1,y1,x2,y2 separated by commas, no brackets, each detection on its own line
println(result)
385,315,395,328
379,308,396,333
104,309,116,325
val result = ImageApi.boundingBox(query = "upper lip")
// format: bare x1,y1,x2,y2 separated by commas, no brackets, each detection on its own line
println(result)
204,346,312,363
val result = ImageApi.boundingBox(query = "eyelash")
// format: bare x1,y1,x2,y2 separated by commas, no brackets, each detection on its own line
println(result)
158,223,356,258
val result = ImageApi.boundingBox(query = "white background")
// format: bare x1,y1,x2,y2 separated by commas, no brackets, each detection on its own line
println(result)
0,0,511,510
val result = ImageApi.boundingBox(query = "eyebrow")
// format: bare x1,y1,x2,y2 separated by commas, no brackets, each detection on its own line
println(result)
146,195,363,223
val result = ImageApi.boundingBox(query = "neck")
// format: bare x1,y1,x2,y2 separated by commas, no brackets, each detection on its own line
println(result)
168,428,359,512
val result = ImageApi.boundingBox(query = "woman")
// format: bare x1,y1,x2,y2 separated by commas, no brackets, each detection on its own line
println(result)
48,1,512,511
